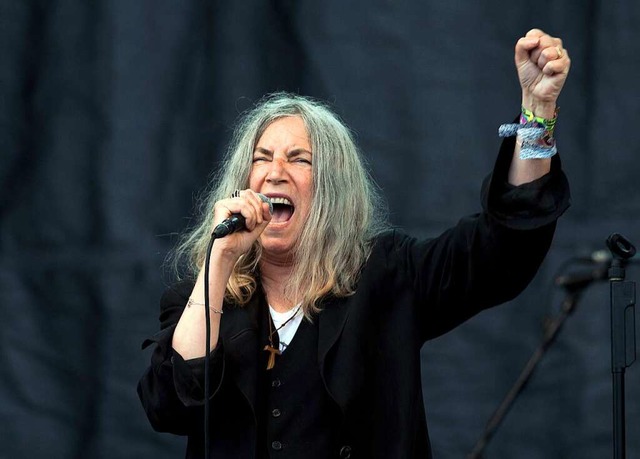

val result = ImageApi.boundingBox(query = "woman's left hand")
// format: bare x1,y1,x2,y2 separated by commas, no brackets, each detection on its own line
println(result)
515,28,571,118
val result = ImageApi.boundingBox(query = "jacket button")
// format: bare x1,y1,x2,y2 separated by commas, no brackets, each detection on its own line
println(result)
272,409,281,417
339,445,352,458
271,441,282,450
272,379,281,388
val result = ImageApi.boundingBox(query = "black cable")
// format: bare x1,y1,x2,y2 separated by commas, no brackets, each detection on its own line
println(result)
203,234,216,457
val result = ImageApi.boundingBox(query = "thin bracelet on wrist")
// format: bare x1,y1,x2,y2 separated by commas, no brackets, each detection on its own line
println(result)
187,297,224,314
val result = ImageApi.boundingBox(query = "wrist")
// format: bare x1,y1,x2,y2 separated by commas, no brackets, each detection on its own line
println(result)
209,242,243,267
521,95,557,119
195,246,237,285
187,297,224,314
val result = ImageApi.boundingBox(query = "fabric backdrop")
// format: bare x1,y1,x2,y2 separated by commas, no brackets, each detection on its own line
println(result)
1,1,639,458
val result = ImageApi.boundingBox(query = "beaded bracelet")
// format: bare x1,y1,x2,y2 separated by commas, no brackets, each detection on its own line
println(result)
498,106,559,159
520,106,558,139
187,297,224,314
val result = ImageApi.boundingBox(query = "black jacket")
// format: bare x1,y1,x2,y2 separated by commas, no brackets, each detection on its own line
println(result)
138,138,570,458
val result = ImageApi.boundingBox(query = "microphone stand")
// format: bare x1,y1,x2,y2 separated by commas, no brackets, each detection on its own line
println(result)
467,287,583,459
467,233,637,459
606,234,636,459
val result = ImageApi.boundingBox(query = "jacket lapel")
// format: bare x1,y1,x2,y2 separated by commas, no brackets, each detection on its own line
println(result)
219,294,262,413
317,296,351,412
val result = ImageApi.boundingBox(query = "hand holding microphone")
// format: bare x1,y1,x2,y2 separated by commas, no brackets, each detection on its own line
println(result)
210,190,273,262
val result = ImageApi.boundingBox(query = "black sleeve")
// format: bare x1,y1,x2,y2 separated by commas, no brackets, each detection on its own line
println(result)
136,280,225,434
389,136,570,341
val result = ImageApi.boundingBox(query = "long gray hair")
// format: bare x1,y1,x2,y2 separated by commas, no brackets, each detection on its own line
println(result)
172,92,389,317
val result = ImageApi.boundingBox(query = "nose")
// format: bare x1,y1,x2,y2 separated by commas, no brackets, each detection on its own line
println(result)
266,157,287,184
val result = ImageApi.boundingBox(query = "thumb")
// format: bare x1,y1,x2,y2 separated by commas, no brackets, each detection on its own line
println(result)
515,36,539,66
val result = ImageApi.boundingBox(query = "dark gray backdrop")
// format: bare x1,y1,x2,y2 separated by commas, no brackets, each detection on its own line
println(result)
1,1,639,458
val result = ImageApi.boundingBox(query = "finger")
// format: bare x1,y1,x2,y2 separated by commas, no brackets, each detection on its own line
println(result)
245,190,274,222
242,189,276,229
238,200,258,231
535,46,558,69
537,44,568,70
259,199,272,223
525,28,546,38
214,197,259,230
238,190,263,231
244,191,272,234
542,51,571,75
261,200,273,221
515,36,540,65
537,34,560,49
530,34,562,65
254,208,272,234
555,45,566,59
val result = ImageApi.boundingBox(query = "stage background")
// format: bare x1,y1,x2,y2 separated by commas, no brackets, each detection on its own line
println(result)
1,1,639,458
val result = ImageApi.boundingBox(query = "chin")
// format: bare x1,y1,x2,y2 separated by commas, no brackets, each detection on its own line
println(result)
259,237,295,257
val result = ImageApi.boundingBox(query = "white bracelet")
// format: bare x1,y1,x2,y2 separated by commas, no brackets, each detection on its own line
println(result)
187,297,224,314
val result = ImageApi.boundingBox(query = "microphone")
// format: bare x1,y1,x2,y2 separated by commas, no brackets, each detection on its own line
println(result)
554,243,639,290
575,249,611,264
555,249,611,289
212,193,273,238
555,266,610,290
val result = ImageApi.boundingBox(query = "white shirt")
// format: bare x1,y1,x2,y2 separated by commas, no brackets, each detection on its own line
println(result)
269,304,303,353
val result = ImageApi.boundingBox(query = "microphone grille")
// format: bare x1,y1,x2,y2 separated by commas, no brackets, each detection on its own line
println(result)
257,193,273,214
591,250,611,263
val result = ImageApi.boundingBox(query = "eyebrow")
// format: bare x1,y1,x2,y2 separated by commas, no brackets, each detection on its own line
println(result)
254,147,312,158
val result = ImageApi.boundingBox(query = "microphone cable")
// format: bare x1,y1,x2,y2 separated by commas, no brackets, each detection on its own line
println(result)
201,194,272,457
203,233,216,457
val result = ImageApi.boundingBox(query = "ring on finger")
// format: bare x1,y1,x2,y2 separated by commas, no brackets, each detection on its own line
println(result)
556,45,564,59
231,189,241,198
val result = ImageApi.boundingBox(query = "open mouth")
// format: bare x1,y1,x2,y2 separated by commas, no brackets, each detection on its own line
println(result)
270,197,295,223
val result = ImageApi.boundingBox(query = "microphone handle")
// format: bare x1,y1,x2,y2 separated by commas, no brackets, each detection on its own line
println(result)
211,193,273,239
555,266,609,289
212,214,246,238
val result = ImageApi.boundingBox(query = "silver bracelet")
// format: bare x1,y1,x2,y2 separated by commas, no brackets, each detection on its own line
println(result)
187,297,224,314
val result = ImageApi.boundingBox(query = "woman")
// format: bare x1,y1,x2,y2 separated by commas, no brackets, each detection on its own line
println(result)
139,29,571,458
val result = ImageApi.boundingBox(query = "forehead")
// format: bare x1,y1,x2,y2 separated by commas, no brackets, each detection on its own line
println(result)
256,116,310,149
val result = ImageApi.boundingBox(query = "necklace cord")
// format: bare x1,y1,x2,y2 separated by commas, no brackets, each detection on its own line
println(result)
264,305,301,370
267,305,302,349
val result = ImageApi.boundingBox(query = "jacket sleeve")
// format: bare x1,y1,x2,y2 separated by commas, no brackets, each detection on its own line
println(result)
388,136,570,342
137,280,225,434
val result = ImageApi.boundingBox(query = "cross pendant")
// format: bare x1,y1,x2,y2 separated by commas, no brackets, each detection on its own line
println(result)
263,345,282,370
